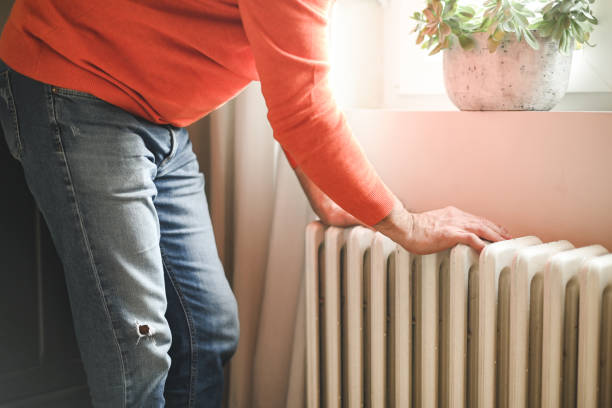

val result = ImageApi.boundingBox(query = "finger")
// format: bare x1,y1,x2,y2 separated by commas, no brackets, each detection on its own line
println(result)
456,232,486,252
468,223,505,243
471,215,512,239
484,219,512,239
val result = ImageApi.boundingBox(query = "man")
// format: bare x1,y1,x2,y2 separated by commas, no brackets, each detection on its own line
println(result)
0,0,509,406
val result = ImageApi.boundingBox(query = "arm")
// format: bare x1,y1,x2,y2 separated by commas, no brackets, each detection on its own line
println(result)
241,0,510,253
294,166,363,227
295,166,511,254
239,0,394,226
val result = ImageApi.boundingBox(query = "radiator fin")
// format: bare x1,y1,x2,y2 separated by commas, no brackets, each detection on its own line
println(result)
577,254,612,407
541,245,608,408
304,222,611,408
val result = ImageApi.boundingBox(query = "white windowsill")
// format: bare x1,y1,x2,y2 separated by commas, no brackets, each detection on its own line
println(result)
339,93,612,112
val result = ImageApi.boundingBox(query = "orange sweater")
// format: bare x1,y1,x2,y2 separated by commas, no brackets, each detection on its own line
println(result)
0,0,394,225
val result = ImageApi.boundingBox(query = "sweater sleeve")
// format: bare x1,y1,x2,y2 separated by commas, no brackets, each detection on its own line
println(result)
238,0,394,225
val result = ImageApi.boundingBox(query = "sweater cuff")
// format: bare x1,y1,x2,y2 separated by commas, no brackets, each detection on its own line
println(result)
358,177,395,226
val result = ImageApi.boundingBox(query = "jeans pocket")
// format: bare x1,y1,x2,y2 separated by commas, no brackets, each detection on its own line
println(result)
51,85,101,101
0,70,23,161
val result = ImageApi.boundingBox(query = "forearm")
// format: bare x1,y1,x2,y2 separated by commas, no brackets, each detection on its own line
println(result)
294,166,363,227
240,0,509,252
295,166,510,254
240,0,395,226
295,164,410,233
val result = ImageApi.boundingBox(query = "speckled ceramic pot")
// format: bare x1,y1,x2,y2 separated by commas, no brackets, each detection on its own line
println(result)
443,32,572,111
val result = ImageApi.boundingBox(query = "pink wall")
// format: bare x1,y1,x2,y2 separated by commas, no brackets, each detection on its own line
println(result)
347,110,612,250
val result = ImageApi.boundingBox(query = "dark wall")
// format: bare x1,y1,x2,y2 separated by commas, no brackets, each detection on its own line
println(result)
0,1,92,406
0,0,14,31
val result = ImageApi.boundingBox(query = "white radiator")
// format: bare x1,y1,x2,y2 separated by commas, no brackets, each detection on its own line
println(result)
304,222,612,408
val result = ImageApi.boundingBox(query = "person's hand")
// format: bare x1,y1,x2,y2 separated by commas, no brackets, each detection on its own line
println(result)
294,167,364,227
375,198,512,254
294,166,511,253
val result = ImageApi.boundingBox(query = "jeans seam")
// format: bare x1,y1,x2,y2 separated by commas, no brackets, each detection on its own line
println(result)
160,249,197,408
47,86,128,408
3,70,24,160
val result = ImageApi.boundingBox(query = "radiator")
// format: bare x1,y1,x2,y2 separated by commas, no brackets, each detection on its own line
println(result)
304,222,612,408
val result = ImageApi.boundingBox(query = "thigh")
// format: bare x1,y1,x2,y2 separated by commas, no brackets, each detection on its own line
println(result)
154,131,239,406
1,64,173,407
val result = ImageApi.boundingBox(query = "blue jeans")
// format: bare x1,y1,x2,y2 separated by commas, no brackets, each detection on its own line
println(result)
0,61,239,407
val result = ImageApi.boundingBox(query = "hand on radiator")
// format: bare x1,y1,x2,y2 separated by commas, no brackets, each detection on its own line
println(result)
375,198,512,254
293,167,509,252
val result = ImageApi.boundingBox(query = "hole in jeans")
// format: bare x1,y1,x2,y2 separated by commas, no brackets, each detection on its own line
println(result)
135,321,155,345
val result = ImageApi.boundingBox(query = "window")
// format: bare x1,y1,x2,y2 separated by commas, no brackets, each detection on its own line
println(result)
329,0,612,110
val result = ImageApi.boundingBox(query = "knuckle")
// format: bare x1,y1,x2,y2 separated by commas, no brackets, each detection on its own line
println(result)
473,224,487,235
464,232,478,244
441,229,454,240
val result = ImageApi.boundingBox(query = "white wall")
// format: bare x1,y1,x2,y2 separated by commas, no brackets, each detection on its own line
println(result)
346,109,612,250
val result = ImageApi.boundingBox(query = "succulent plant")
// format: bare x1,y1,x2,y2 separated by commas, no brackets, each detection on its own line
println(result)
480,0,538,52
532,0,597,54
411,0,598,55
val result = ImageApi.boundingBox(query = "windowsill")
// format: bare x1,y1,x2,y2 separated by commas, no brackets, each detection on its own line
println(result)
344,108,612,114
340,92,612,112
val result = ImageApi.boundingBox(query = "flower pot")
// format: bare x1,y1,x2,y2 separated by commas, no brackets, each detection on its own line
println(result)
443,32,573,111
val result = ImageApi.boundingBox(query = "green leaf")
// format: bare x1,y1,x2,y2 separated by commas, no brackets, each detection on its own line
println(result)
541,2,554,15
488,36,500,52
493,27,506,41
569,20,584,42
560,0,573,13
581,11,598,24
446,19,460,31
523,29,539,49
443,0,459,18
485,20,498,34
559,30,568,54
458,35,476,50
563,16,571,29
515,23,523,41
457,6,476,19
502,21,514,32
575,12,587,22
515,13,529,26
552,19,564,40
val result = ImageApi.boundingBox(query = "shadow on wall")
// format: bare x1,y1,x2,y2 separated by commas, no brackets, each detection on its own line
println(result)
0,0,14,32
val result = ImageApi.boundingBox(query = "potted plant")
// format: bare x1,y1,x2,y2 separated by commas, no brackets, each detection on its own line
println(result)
411,0,599,110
